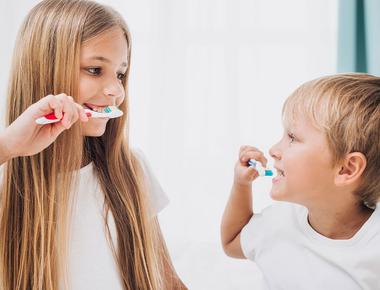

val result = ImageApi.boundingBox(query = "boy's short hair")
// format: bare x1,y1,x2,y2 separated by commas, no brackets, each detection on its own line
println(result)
283,73,380,208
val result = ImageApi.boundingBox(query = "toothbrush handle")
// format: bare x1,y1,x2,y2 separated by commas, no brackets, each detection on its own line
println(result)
35,112,63,125
35,111,91,125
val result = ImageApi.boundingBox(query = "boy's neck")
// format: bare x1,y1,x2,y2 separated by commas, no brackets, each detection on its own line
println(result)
307,201,374,240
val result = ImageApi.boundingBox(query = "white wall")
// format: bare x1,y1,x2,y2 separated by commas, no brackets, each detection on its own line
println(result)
0,1,338,289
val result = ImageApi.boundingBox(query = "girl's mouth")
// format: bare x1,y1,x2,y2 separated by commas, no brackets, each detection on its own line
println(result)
83,103,108,113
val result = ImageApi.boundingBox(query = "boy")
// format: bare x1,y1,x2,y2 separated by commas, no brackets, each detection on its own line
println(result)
221,74,380,289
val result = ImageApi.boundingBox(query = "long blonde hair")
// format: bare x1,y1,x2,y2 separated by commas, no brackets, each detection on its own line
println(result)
1,0,164,289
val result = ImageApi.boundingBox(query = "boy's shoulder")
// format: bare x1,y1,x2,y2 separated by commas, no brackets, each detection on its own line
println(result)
364,204,380,242
247,201,306,234
258,201,306,220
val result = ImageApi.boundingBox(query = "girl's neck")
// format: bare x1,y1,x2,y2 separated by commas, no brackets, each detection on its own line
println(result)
80,156,92,168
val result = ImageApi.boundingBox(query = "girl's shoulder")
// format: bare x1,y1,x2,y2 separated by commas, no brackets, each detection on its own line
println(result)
131,148,169,214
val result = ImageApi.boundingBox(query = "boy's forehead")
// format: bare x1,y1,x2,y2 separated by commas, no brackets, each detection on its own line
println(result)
283,113,318,134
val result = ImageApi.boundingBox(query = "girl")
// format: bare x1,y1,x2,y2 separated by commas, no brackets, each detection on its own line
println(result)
0,0,186,289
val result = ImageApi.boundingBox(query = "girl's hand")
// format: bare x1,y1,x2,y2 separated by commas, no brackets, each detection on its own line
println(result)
0,93,89,160
234,145,268,186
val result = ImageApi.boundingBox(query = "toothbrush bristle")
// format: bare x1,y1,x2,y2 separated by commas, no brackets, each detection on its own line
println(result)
104,106,112,113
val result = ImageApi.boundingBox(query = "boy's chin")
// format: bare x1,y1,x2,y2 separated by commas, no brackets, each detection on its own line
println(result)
270,188,305,206
270,188,290,202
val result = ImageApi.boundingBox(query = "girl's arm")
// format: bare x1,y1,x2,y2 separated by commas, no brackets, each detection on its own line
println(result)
155,218,188,289
220,146,267,258
0,132,13,165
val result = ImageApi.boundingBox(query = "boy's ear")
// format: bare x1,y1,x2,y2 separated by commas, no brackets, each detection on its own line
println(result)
334,152,367,186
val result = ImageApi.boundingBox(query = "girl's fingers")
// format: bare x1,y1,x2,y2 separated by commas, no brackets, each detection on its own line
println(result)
53,94,76,128
75,103,89,122
44,97,63,120
31,94,87,128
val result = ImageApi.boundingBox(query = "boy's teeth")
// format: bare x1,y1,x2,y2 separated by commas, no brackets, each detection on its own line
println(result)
277,169,285,176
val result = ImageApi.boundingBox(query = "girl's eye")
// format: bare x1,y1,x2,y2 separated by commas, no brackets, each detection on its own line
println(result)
87,67,101,75
288,133,296,144
86,67,125,80
117,73,126,81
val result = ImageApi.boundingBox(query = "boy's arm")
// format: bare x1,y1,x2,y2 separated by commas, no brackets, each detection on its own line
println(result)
221,146,267,258
221,182,253,258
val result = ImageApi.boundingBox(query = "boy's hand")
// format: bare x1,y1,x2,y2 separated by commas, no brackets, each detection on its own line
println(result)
0,93,89,160
234,145,268,186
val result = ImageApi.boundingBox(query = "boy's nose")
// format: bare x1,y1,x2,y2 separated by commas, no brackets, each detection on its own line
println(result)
269,144,281,160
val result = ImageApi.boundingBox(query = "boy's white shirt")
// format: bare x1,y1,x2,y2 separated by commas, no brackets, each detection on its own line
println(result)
67,149,169,290
241,201,380,290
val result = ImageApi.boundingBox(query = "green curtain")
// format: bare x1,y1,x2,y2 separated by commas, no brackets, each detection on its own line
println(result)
338,0,380,75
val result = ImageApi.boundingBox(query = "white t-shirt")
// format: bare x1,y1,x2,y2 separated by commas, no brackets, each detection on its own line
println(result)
67,149,169,290
241,202,380,290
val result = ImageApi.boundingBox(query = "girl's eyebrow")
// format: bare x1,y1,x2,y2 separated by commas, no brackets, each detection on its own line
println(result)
88,56,127,67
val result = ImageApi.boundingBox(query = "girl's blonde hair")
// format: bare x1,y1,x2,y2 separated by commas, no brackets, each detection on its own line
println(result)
283,73,380,207
1,0,167,289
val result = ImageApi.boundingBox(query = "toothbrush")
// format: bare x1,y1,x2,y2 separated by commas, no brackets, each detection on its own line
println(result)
248,159,273,177
35,105,123,125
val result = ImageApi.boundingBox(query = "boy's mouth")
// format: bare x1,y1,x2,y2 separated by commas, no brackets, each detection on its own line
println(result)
275,167,285,177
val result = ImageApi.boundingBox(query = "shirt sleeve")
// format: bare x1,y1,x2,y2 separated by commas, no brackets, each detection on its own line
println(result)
240,202,293,260
133,149,169,215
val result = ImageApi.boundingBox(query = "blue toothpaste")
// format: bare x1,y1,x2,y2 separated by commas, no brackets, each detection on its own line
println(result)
248,159,273,177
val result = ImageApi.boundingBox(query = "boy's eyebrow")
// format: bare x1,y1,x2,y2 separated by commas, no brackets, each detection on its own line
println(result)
88,56,127,67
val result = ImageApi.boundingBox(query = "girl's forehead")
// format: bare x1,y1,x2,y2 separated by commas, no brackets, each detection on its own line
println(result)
81,27,128,51
80,27,128,64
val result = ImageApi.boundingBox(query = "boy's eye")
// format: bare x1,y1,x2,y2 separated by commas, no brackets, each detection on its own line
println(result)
288,133,296,144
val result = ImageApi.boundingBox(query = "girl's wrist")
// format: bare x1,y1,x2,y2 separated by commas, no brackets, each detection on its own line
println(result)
0,130,15,163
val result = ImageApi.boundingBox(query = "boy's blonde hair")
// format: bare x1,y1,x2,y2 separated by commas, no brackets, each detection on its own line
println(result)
283,73,380,208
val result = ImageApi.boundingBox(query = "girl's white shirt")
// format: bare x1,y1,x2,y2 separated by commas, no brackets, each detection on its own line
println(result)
0,150,169,290
67,149,169,290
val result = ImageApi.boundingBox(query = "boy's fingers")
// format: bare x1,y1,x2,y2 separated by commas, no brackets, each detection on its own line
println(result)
239,145,259,153
239,145,249,153
240,151,268,168
239,147,263,160
247,166,259,180
239,146,261,156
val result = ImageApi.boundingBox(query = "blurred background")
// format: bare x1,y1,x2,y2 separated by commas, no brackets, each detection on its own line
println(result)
1,0,379,289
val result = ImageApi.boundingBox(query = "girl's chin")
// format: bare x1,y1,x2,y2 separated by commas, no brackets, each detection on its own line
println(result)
81,120,108,136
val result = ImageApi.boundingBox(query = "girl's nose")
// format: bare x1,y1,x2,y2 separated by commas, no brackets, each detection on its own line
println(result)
103,80,124,104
